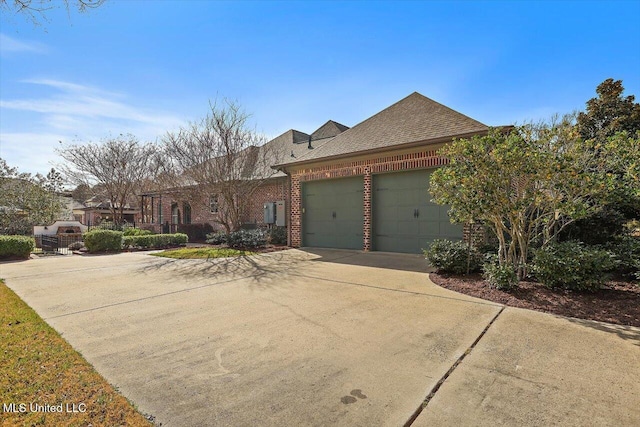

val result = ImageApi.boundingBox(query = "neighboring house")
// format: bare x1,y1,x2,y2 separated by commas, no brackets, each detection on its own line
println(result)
140,92,493,253
78,196,141,226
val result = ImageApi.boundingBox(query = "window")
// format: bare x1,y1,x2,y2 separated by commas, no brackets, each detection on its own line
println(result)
157,201,163,224
183,203,192,224
171,203,180,225
210,195,219,213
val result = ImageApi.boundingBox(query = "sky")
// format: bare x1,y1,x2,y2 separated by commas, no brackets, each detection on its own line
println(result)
1,0,639,176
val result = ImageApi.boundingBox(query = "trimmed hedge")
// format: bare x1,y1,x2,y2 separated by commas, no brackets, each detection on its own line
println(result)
423,239,482,274
122,227,154,236
205,230,267,248
532,241,617,291
227,229,267,249
0,235,35,259
122,233,188,249
83,230,123,253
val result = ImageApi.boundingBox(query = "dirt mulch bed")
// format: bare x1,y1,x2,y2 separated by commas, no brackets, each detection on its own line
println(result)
430,273,640,327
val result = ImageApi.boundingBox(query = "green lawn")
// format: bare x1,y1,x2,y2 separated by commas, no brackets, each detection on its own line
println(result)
0,280,150,427
150,247,255,259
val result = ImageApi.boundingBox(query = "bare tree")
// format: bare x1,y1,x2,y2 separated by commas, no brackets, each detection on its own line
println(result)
56,134,157,225
1,0,105,25
161,99,275,233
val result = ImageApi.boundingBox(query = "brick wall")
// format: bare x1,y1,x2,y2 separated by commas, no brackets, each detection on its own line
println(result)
289,149,449,250
139,177,288,233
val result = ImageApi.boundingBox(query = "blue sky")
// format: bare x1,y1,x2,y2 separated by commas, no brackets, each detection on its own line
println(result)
1,0,639,176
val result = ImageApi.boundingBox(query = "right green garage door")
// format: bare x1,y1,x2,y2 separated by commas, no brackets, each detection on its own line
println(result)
373,169,462,253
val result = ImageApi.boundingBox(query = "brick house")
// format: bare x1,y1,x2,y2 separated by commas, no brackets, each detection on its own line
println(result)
140,92,491,252
138,120,349,237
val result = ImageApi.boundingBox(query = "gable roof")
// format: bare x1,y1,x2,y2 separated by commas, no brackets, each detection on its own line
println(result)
310,120,350,141
276,92,489,167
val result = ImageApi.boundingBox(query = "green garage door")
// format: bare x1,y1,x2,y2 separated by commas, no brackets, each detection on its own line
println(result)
373,169,462,253
302,177,364,249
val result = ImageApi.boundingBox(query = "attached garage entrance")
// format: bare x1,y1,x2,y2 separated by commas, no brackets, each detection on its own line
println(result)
302,177,364,249
373,169,462,253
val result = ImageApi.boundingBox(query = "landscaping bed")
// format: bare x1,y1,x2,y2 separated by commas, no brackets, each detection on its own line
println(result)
430,273,640,327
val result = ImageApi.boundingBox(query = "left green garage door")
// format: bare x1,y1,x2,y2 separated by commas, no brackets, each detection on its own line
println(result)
302,177,364,249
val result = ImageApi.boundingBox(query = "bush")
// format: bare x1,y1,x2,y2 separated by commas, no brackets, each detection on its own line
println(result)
83,230,123,253
0,235,35,259
206,232,228,245
268,227,287,245
604,235,640,281
177,223,214,243
532,241,617,291
123,233,188,249
423,239,482,274
122,227,154,236
483,258,519,290
227,229,267,249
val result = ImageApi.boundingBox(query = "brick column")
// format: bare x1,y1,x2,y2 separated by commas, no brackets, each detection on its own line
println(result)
290,175,302,247
363,167,372,251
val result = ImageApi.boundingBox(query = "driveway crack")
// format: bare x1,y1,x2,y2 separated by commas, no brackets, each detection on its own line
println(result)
403,306,505,426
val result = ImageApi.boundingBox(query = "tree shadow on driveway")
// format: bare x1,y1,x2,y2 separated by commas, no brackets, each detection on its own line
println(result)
137,250,313,290
565,317,640,347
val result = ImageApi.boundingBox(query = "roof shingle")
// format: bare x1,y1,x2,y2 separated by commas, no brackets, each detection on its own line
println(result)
277,92,488,166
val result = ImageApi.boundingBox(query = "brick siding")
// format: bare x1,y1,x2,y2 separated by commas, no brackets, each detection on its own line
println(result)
139,177,289,234
289,149,449,250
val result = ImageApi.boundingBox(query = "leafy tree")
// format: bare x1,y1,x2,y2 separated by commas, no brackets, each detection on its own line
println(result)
577,78,640,142
0,158,63,234
430,119,607,280
160,99,275,234
56,134,157,225
566,79,640,241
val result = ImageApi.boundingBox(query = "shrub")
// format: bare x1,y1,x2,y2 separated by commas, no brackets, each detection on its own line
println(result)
177,223,214,243
483,258,519,290
227,229,267,249
206,232,228,245
83,230,123,253
122,227,154,236
532,241,617,292
268,227,287,245
604,235,640,281
0,235,35,259
123,233,188,249
423,239,482,274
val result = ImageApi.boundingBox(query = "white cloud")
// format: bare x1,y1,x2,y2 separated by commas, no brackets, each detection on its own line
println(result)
2,79,183,129
0,33,47,54
0,79,186,175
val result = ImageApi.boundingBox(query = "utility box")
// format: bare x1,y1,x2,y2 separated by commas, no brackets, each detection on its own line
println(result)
276,200,285,226
264,202,276,224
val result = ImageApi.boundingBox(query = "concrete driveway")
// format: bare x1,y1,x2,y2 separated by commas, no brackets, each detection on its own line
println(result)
1,249,638,426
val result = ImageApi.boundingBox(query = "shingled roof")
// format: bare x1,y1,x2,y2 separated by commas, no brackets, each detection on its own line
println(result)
310,120,350,141
276,92,489,167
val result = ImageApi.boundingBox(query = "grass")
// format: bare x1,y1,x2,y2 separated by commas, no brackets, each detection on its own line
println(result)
150,247,255,259
0,280,151,427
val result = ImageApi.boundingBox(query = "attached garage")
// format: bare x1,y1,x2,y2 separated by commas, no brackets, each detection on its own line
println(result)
372,169,462,253
302,177,364,249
